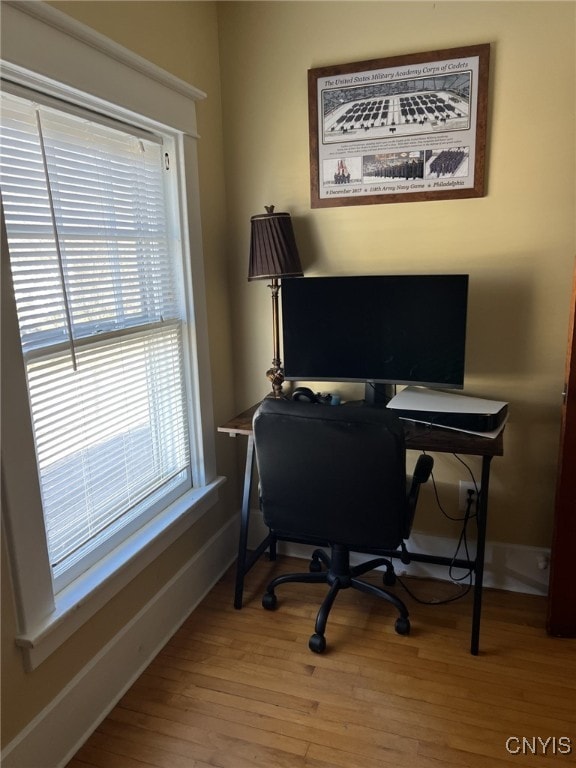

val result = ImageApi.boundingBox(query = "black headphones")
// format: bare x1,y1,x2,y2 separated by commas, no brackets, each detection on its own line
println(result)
292,387,336,405
292,386,320,403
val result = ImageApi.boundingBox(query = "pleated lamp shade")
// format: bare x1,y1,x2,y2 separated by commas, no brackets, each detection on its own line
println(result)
248,207,303,281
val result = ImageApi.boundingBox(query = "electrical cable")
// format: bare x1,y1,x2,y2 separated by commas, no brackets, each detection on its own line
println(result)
396,452,477,604
396,572,471,605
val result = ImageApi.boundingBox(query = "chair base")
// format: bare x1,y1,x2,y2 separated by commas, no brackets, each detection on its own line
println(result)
262,545,410,653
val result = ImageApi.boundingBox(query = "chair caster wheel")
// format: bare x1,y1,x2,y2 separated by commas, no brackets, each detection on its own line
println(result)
309,559,322,573
309,633,326,654
395,616,410,635
383,569,396,586
262,592,277,610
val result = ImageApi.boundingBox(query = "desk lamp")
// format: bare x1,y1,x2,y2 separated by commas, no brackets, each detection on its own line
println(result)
248,205,303,399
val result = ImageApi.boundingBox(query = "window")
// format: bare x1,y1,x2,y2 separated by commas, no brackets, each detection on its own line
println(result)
1,90,195,590
0,18,220,667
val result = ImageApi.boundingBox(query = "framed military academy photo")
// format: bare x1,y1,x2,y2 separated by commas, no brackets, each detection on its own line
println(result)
308,44,490,208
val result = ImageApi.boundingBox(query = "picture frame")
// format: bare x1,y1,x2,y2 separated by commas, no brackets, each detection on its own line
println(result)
308,44,490,208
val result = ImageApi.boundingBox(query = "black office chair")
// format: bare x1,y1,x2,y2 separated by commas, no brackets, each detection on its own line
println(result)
253,398,433,653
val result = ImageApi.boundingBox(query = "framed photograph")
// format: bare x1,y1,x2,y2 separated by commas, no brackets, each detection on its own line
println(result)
308,44,490,208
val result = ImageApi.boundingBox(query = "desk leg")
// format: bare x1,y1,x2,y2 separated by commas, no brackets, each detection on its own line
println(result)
234,434,255,609
233,434,278,609
471,455,492,655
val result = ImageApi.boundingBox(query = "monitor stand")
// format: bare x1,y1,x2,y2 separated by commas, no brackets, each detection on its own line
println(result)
364,382,395,407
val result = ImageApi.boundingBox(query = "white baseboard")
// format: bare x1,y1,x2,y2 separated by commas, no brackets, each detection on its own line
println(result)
1,515,239,768
247,509,551,596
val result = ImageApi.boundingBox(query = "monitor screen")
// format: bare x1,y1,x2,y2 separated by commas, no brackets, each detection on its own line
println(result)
281,274,468,394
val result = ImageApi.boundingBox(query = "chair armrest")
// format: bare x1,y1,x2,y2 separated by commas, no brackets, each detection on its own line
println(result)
404,454,434,537
412,453,434,484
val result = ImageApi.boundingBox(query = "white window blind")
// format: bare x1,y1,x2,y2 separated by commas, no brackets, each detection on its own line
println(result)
1,91,192,588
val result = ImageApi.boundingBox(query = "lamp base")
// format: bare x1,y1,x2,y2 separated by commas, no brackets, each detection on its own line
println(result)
265,391,289,400
266,363,286,399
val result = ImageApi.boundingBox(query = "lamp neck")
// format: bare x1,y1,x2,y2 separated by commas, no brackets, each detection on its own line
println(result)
267,277,284,398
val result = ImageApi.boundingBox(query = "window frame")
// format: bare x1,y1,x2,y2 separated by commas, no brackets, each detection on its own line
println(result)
2,89,198,592
0,2,222,670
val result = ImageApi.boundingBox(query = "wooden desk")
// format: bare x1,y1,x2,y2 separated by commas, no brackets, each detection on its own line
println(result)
218,403,504,655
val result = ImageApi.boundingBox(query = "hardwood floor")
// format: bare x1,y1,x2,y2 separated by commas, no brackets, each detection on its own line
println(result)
67,555,575,768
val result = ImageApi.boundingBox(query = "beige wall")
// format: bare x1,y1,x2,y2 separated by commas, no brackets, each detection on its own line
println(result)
1,0,575,751
217,1,575,545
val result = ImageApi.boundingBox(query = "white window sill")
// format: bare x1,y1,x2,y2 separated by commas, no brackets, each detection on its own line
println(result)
15,477,225,671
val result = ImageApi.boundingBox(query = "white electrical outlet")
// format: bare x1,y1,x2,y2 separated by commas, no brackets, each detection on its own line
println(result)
459,481,480,513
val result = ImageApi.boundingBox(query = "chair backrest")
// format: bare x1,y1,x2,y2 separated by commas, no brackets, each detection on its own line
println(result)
253,399,409,551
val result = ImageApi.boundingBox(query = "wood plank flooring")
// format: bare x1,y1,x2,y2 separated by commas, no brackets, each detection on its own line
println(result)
67,555,576,768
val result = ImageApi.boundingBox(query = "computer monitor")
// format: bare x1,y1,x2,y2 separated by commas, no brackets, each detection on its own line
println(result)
281,274,469,404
